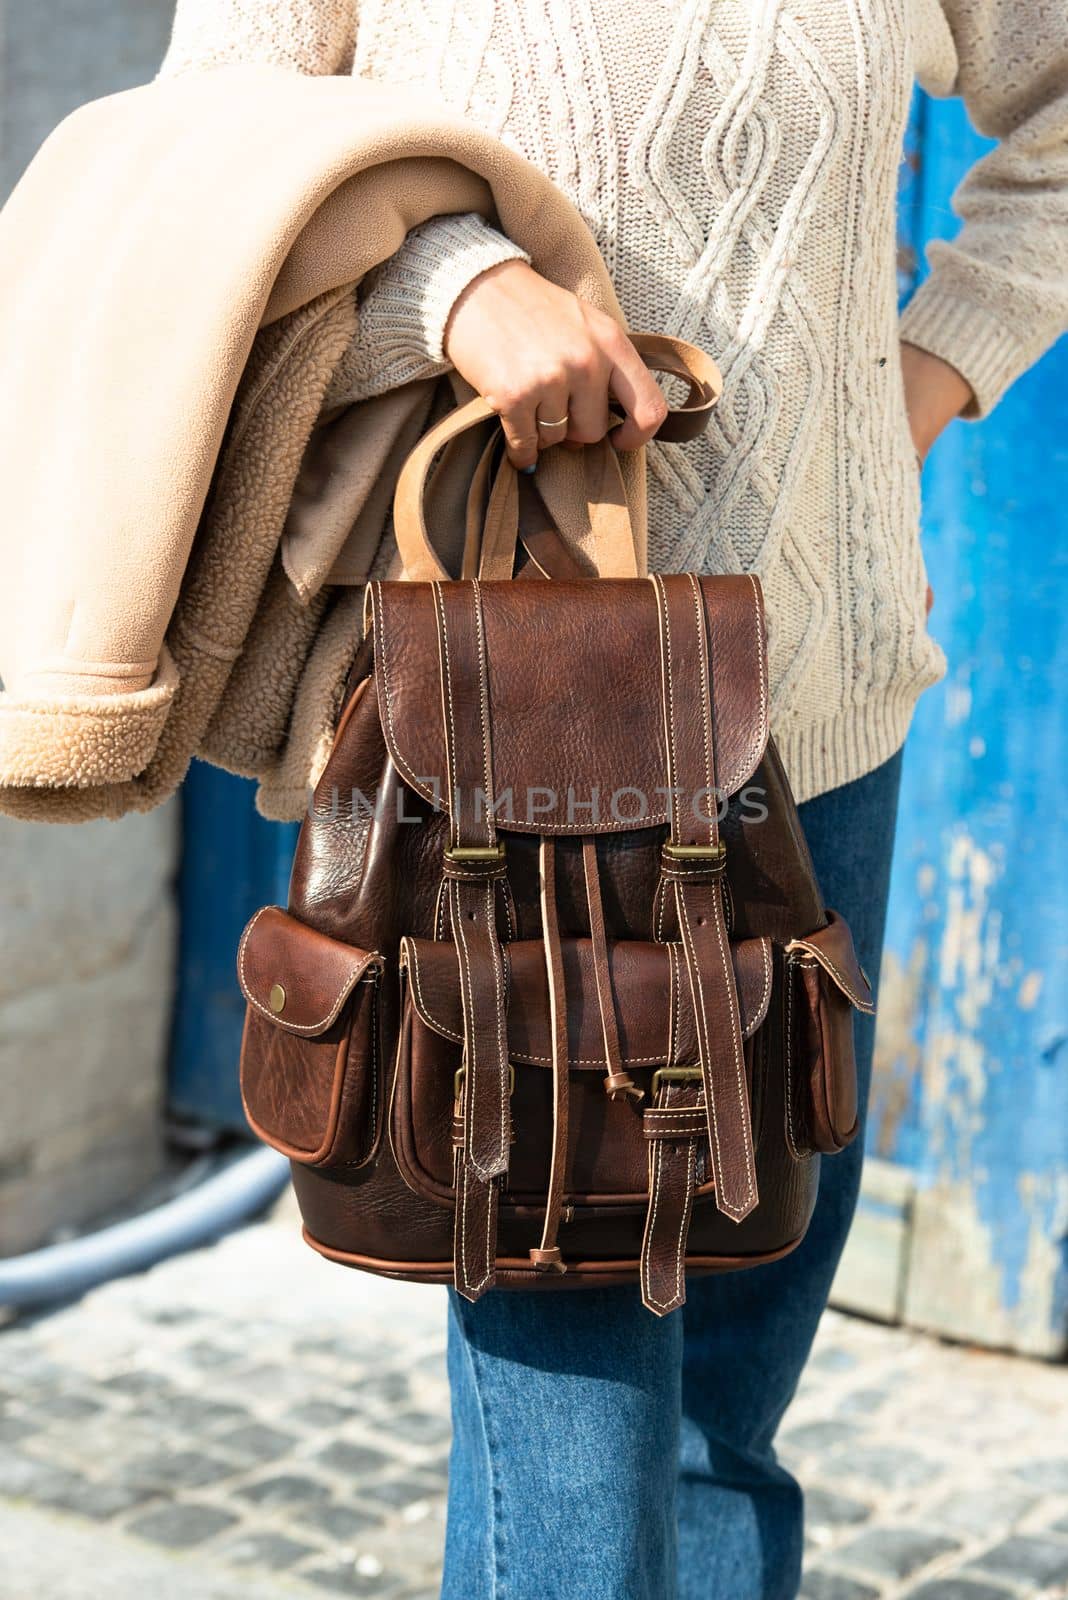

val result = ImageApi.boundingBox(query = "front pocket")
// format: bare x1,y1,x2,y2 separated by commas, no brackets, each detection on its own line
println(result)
783,909,874,1156
391,934,772,1210
237,906,383,1168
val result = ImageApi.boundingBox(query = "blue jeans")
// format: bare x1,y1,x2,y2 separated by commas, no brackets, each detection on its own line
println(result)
442,750,904,1600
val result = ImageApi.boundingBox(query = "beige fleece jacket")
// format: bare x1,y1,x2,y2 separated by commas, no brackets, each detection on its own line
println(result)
161,0,1068,802
0,66,647,821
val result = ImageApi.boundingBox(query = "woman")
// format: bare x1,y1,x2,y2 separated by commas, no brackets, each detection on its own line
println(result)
162,6,1067,1597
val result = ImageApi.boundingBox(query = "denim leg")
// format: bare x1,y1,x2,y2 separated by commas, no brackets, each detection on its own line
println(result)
442,1282,681,1600
441,750,904,1600
676,749,904,1600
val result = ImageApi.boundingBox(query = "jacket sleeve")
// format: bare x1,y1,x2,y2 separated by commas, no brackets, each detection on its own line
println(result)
901,0,1068,417
159,0,528,397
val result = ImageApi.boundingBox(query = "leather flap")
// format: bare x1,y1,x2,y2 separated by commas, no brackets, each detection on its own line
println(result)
400,935,773,1068
369,575,769,834
237,906,383,1035
785,909,874,1014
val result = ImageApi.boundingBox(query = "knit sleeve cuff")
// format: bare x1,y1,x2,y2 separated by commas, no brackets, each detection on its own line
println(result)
899,276,1031,420
361,211,531,367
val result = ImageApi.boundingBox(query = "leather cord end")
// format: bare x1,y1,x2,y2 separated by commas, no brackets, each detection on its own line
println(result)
529,1246,567,1274
603,1071,644,1104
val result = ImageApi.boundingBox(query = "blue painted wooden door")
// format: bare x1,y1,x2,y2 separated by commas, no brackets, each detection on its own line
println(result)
168,764,298,1130
873,94,1068,1351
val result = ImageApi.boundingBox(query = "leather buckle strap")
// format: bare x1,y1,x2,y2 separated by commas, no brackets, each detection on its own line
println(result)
649,573,758,1225
433,579,512,1301
639,1077,703,1315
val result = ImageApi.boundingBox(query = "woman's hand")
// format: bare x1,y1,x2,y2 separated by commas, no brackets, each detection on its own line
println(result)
900,342,973,464
442,259,668,470
900,342,973,619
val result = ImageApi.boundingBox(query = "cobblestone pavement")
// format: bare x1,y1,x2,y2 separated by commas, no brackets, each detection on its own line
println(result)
1,1203,1066,1600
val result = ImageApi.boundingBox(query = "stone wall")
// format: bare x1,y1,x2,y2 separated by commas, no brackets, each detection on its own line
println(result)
0,812,178,1253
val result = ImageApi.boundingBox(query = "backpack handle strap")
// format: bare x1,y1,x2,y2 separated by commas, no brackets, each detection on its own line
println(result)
392,333,721,582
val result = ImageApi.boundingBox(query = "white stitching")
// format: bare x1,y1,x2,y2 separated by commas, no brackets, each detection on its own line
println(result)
372,582,443,799
654,878,668,943
238,907,383,1034
676,887,755,1218
653,575,754,1218
376,581,674,828
685,573,715,841
641,1137,662,1309
500,880,517,942
645,1113,707,1127
641,1109,693,1313
485,876,509,1161
470,578,495,848
374,577,768,825
753,937,773,1030
676,888,730,1208
458,1162,495,1296
650,575,679,798
783,942,873,1012
404,941,669,1066
447,878,509,1180
671,1143,694,1307
439,864,508,880
717,573,770,797
432,582,458,818
708,893,756,1207
783,953,799,1158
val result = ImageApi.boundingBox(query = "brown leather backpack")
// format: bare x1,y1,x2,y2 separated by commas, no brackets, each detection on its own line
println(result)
236,335,874,1314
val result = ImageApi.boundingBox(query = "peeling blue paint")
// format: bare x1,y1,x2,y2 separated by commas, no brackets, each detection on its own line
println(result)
873,95,1068,1344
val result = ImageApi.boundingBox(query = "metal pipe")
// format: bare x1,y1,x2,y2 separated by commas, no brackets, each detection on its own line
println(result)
0,1147,289,1311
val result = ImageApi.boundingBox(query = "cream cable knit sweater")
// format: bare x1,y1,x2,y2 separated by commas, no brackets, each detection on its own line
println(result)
161,0,1068,803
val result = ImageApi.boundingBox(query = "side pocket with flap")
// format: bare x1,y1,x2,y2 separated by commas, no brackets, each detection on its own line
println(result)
783,909,874,1156
237,906,384,1168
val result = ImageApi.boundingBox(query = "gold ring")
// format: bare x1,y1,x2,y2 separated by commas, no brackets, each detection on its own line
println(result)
537,414,569,429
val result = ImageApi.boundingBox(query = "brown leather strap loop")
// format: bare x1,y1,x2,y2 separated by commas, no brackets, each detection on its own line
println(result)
461,431,502,579
441,854,509,883
529,1246,566,1274
643,1105,708,1140
392,333,721,580
627,332,722,443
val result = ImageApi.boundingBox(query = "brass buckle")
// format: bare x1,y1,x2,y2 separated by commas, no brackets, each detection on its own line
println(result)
662,841,727,862
444,842,506,862
453,1063,516,1103
651,1064,703,1097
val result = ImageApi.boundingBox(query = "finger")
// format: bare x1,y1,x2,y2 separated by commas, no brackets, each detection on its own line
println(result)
493,397,540,471
535,385,572,452
604,339,669,451
564,369,611,447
